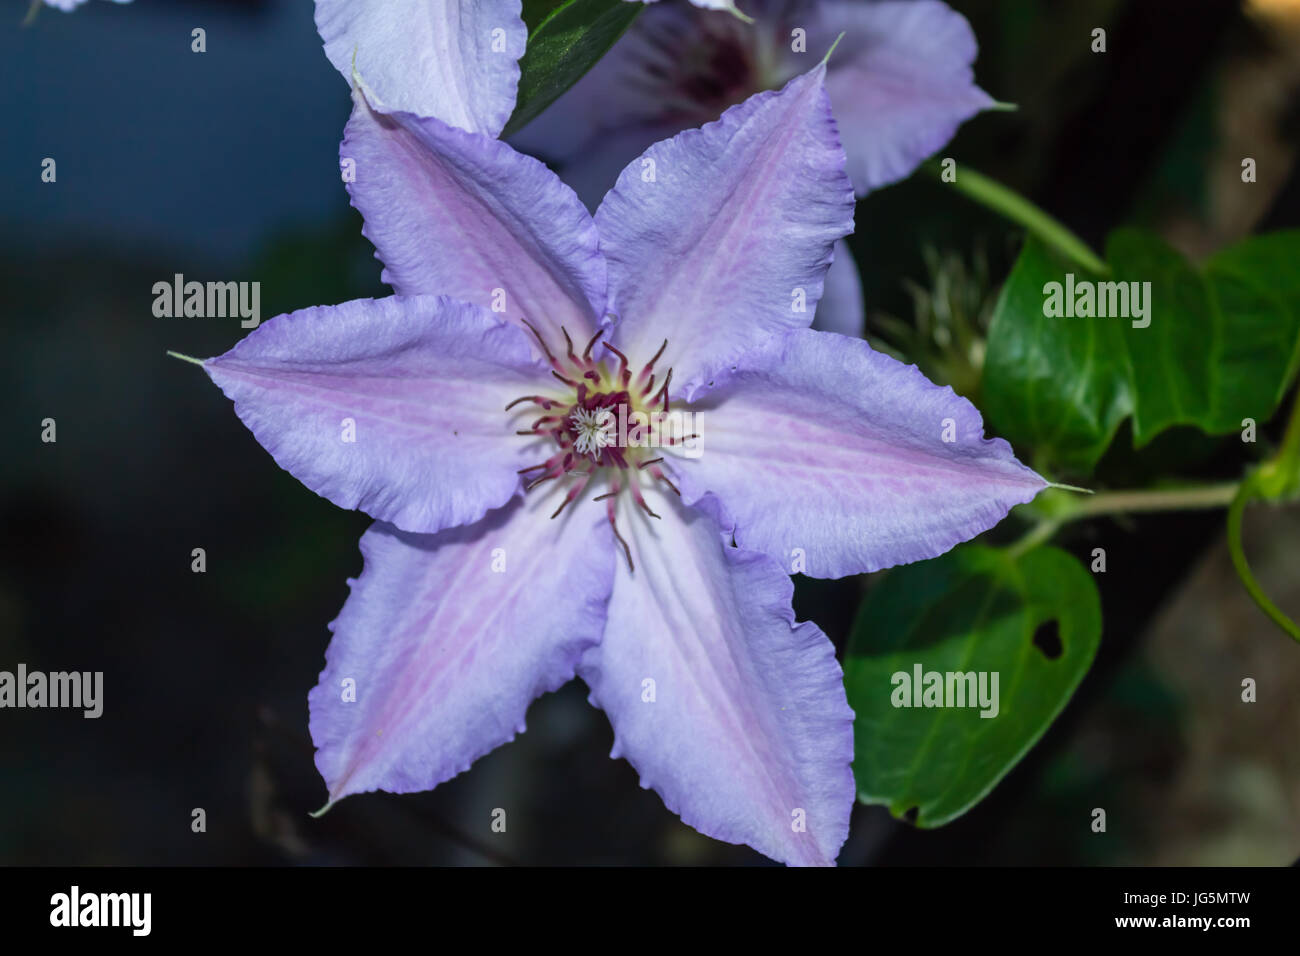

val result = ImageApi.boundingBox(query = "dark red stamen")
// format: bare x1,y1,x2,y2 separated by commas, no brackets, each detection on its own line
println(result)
505,395,552,411
520,319,557,364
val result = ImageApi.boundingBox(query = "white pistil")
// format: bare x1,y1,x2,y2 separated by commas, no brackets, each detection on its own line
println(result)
570,407,615,458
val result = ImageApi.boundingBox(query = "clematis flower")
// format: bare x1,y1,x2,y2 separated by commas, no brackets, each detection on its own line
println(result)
192,64,1044,866
313,0,527,134
531,0,993,200
516,0,994,335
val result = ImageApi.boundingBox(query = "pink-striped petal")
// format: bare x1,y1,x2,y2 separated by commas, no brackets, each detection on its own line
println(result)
580,488,854,866
815,0,994,195
204,295,546,535
343,93,606,342
310,494,615,805
595,65,854,396
673,329,1046,578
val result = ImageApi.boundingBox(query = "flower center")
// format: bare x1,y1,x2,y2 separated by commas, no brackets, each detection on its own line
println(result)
570,407,615,458
618,10,766,126
505,323,689,570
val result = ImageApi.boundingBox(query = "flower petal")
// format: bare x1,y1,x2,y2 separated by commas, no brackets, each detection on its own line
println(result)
673,329,1046,578
310,495,615,804
509,1,744,209
812,239,864,336
595,65,854,396
314,0,525,136
204,295,548,535
579,488,854,866
343,93,606,341
814,0,994,195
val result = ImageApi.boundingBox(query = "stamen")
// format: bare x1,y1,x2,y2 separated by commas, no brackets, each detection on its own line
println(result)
631,484,660,520
636,339,669,386
526,471,558,492
651,465,680,497
602,342,632,387
505,395,552,411
651,368,673,412
561,327,579,366
509,332,686,564
520,319,557,364
603,477,634,571
550,472,591,519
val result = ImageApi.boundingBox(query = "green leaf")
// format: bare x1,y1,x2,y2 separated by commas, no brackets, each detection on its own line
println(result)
503,0,641,138
983,229,1300,475
845,545,1101,827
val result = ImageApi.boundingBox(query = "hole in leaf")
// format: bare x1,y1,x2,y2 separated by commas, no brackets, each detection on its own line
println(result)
902,806,919,826
1033,620,1062,660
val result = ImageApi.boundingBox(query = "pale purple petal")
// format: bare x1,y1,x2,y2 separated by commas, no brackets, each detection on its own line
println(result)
315,0,525,136
596,66,854,396
205,295,549,536
310,496,615,804
579,488,854,866
510,0,753,205
811,239,864,336
343,93,606,342
673,329,1046,578
814,0,994,195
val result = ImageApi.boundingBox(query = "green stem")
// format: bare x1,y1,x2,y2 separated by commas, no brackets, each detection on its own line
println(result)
922,161,1110,276
1011,395,1300,642
1012,475,1299,642
1067,482,1241,519
1226,475,1300,643
1009,482,1241,557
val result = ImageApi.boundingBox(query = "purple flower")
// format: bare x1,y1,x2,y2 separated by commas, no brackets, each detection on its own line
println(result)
517,0,995,335
197,66,1043,865
530,0,993,201
314,0,527,133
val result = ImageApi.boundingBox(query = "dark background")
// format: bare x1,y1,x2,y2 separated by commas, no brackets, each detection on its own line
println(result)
3,0,1298,865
